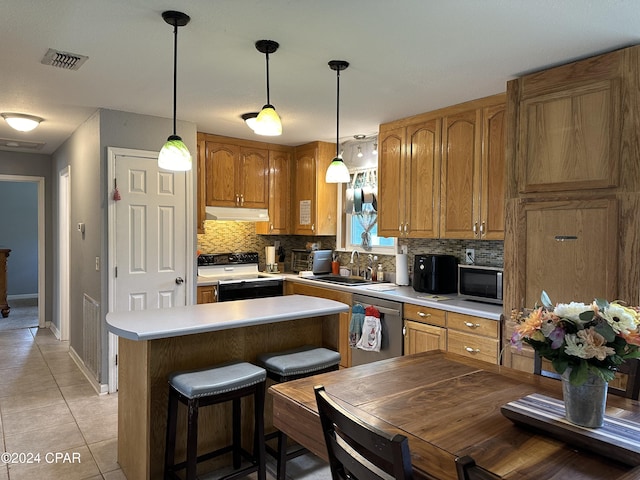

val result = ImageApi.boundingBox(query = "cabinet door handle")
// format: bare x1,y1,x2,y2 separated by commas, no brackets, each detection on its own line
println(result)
473,222,478,237
480,221,485,236
464,346,480,354
398,225,403,233
404,223,408,233
235,194,240,206
214,286,218,300
270,223,274,232
311,223,315,232
418,311,431,318
402,325,406,336
240,194,244,206
464,321,481,329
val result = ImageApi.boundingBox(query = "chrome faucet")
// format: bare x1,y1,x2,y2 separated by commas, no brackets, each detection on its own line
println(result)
363,254,374,281
349,250,360,277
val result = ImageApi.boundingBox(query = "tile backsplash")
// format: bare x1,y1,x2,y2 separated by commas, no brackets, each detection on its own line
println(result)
197,221,503,281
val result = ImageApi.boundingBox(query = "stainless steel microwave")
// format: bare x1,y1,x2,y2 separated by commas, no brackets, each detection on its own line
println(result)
458,264,503,305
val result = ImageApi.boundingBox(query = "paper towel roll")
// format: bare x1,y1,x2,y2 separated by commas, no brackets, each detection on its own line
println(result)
266,246,276,266
395,254,409,285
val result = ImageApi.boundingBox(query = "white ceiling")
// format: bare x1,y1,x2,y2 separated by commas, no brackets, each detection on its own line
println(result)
1,0,639,155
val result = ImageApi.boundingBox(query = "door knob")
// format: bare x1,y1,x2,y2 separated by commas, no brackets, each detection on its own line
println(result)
175,277,184,285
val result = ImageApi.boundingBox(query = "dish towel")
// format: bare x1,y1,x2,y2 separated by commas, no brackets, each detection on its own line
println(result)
356,306,382,352
349,304,365,347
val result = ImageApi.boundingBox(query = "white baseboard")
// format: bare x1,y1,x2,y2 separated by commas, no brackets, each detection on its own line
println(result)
7,293,38,300
49,322,61,340
68,346,108,395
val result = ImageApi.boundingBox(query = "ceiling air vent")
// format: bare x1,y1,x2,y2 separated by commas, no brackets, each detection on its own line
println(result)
41,48,88,71
0,138,45,150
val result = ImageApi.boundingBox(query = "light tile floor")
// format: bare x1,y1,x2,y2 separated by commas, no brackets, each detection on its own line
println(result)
0,327,331,480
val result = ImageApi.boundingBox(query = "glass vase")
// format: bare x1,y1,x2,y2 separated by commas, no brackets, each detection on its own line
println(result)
561,367,608,428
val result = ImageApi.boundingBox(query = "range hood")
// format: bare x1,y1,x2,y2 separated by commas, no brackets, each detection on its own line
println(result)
205,206,269,222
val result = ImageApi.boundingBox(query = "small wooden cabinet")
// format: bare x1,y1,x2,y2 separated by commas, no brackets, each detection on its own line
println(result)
440,102,505,240
204,142,268,209
378,119,441,238
403,303,447,355
196,285,217,304
447,312,500,364
0,248,10,318
256,149,292,235
292,141,338,236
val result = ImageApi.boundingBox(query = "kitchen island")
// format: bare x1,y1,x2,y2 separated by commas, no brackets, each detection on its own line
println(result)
106,294,349,480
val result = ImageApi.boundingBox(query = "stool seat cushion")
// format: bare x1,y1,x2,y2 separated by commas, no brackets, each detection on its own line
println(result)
257,346,341,378
169,361,266,399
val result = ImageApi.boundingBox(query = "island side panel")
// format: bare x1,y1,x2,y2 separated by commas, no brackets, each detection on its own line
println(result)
144,316,326,480
117,337,151,480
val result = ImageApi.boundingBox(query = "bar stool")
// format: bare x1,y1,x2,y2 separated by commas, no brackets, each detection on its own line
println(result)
257,345,341,480
164,361,267,480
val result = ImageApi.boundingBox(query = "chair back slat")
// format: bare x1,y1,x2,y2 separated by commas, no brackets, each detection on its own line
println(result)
315,385,413,480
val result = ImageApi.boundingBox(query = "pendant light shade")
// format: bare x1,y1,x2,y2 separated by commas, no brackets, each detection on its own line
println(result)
158,10,192,171
254,40,282,136
325,60,350,183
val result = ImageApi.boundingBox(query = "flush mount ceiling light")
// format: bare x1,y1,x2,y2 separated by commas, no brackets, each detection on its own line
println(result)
158,10,192,172
254,40,282,136
1,113,43,132
241,112,259,132
325,60,351,183
357,146,363,158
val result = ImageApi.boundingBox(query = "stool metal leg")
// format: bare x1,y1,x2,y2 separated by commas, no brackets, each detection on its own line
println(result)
276,432,288,480
164,387,179,479
186,398,199,480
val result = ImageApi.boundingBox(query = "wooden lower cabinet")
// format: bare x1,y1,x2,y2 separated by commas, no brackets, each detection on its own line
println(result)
447,312,500,364
284,281,351,368
403,303,447,355
196,285,217,304
404,320,447,355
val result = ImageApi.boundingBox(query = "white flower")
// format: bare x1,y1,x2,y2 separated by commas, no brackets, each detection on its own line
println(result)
553,302,592,323
564,328,615,361
599,304,637,335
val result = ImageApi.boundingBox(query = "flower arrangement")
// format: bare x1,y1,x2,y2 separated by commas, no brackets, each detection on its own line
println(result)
511,291,640,386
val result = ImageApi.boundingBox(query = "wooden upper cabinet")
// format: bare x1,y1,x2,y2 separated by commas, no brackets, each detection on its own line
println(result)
204,141,268,209
292,141,337,236
256,149,292,235
440,109,480,239
518,81,620,193
378,120,441,238
440,102,505,240
377,126,405,237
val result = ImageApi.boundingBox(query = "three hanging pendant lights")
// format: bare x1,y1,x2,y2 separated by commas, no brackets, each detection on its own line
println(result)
158,10,353,182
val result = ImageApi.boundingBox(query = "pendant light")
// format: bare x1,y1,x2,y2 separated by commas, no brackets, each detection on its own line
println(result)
254,40,282,136
158,10,192,171
325,60,350,183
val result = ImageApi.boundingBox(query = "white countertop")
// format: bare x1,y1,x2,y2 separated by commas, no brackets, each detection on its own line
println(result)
106,294,349,341
281,274,504,321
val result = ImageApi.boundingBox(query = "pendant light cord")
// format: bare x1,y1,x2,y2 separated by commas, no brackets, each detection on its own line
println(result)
335,69,340,158
171,21,178,136
265,51,271,105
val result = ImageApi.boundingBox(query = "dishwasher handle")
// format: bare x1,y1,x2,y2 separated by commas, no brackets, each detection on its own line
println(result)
373,306,401,317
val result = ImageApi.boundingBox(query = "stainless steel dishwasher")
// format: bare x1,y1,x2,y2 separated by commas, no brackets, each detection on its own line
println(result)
351,293,403,366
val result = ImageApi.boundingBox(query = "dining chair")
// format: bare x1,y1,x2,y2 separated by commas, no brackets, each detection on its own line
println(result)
533,354,640,400
455,455,502,480
314,385,413,480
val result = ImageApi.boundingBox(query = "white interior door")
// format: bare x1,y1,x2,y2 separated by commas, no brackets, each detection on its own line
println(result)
114,153,187,310
107,147,192,392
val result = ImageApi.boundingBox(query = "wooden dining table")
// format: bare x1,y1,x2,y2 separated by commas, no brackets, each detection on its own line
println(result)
269,351,640,480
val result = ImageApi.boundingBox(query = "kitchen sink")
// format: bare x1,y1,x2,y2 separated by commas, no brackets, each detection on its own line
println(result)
309,274,374,286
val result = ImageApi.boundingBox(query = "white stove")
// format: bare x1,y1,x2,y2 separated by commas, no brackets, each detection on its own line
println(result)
197,252,283,301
